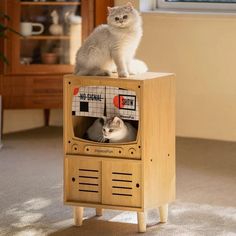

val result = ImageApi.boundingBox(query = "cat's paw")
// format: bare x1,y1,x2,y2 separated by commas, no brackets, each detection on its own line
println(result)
128,70,137,75
118,71,129,77
104,71,112,76
96,70,112,76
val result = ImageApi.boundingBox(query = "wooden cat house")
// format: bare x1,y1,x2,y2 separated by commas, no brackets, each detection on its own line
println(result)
63,72,175,232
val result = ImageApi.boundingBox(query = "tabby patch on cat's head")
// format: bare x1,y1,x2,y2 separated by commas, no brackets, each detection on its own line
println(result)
102,116,125,139
105,116,124,128
107,2,139,29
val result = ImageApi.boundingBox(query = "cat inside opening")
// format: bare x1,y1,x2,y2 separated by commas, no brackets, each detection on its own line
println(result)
85,116,137,143
74,2,148,77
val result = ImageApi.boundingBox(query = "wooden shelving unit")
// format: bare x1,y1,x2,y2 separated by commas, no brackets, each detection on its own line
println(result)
20,35,70,40
0,0,96,118
20,2,81,6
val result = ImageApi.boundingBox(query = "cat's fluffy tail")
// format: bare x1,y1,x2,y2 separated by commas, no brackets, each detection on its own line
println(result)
130,59,148,74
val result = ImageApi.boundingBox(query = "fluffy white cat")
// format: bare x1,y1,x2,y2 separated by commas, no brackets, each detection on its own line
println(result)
74,2,147,77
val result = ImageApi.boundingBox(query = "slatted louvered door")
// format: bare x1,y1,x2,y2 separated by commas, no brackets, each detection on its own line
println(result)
66,158,102,203
102,161,142,207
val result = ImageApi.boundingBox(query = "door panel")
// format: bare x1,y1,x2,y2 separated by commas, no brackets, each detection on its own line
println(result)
102,161,142,207
66,158,102,203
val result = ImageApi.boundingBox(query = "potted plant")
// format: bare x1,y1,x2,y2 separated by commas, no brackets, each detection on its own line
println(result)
41,41,60,64
0,12,21,149
0,12,21,64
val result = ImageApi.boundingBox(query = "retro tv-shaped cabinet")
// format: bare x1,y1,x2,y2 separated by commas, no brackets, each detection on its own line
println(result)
63,72,175,232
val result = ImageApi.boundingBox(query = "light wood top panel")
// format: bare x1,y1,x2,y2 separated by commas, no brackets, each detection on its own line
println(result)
64,72,175,81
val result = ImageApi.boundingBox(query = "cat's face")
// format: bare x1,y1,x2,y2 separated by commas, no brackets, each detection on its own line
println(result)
107,3,139,29
102,116,125,140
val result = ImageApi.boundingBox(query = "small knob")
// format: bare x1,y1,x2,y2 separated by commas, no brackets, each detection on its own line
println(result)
72,144,78,152
129,148,136,155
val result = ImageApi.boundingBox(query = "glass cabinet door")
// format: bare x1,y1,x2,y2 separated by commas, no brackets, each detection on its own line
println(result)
8,0,83,74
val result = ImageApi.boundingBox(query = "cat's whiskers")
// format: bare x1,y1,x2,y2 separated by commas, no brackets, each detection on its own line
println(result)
98,135,105,143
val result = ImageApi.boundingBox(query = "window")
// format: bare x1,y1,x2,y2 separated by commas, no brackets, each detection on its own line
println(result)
157,0,236,10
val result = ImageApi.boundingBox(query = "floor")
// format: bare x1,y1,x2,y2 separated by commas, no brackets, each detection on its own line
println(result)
0,127,235,236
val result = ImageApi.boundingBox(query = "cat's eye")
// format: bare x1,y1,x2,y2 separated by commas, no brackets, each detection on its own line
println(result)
109,129,114,132
102,128,106,132
123,15,128,19
115,17,119,21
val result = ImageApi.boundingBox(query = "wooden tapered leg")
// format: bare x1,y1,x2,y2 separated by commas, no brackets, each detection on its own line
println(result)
159,204,168,223
96,208,103,216
74,207,83,226
44,109,50,126
137,212,146,233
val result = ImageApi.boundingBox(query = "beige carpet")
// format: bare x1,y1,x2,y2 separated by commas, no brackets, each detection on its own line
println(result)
0,127,235,236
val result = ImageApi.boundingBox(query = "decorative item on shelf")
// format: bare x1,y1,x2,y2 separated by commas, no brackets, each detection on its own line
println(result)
49,10,63,36
20,22,44,37
64,11,82,35
20,57,32,65
65,11,82,25
64,10,82,63
41,41,59,64
41,53,58,64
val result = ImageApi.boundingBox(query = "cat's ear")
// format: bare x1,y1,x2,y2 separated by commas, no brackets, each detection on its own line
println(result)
113,116,122,127
126,2,134,10
107,7,112,14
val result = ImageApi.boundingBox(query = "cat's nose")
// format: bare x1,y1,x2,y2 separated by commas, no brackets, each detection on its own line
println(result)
119,19,123,23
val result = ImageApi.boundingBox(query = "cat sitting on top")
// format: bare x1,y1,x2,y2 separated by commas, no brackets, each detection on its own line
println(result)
74,2,147,77
86,116,137,143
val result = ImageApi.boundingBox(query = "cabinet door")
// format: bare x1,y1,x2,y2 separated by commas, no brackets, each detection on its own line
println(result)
102,161,142,208
65,158,102,203
4,0,93,75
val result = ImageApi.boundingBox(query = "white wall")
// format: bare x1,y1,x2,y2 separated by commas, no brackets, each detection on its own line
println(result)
3,109,62,133
137,12,236,141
